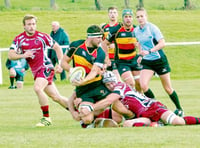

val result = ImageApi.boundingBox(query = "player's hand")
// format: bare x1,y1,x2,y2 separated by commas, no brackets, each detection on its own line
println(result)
71,78,83,86
55,64,63,73
71,111,81,121
23,50,34,58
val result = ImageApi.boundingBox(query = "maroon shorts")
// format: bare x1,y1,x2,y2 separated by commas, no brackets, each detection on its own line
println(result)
96,108,111,119
140,102,168,122
34,68,54,85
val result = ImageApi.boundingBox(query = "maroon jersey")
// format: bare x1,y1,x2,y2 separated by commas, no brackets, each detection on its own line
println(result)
10,31,54,76
113,82,168,121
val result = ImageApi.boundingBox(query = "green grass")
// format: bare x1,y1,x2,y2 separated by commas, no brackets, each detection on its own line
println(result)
1,10,200,85
0,79,200,147
1,0,200,11
0,3,200,147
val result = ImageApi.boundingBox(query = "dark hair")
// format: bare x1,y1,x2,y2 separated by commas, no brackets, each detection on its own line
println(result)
87,25,103,34
108,6,117,12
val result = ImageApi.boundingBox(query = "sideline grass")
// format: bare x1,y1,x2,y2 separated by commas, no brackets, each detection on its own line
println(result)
0,79,200,147
0,10,200,85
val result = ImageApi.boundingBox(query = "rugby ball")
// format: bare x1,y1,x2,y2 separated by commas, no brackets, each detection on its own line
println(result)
69,66,86,84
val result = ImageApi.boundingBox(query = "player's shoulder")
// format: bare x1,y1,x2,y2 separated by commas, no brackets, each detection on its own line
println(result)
70,39,85,48
36,31,50,38
14,32,26,40
109,23,122,33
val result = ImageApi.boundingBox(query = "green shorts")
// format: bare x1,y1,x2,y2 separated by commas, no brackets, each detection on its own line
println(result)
76,81,111,103
107,60,118,71
116,55,142,75
141,55,171,75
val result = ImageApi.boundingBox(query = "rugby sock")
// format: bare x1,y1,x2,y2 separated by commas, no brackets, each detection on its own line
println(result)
169,91,182,110
132,122,148,127
10,76,15,86
144,88,155,99
41,105,49,117
183,116,200,125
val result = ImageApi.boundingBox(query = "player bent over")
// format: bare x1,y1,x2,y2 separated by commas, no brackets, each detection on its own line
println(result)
80,71,200,127
67,92,122,128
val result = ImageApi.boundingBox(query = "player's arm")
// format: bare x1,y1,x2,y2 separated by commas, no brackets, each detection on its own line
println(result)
80,63,101,85
112,100,135,119
101,39,111,66
8,49,32,60
80,93,120,117
61,54,72,72
68,91,81,121
52,42,63,65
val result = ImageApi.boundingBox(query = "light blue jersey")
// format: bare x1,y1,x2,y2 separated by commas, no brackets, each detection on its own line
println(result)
134,22,164,60
6,58,28,76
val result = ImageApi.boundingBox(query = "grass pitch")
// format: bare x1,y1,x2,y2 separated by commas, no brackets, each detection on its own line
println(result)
0,79,199,148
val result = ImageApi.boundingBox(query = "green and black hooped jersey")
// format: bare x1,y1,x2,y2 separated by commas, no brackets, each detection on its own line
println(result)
67,40,106,95
106,23,137,62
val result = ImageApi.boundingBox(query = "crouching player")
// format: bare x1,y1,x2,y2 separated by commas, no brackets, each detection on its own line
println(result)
80,71,200,127
67,92,123,128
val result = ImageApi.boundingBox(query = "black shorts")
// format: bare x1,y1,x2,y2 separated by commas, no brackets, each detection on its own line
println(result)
107,60,118,71
141,55,171,75
76,81,111,103
116,55,142,75
16,73,24,82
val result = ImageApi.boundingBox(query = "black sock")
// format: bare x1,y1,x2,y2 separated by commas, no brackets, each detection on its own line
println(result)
144,88,155,98
169,91,182,110
10,76,15,86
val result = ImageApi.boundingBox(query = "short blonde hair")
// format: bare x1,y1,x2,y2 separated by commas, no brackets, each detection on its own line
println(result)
23,14,37,25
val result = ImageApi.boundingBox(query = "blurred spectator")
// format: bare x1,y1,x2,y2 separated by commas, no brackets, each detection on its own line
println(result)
48,21,70,81
6,58,29,89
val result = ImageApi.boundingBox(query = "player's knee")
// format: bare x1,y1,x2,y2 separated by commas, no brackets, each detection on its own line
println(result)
171,116,185,125
33,85,42,93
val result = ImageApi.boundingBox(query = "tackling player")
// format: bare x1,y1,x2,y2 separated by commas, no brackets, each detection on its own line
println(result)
80,71,200,127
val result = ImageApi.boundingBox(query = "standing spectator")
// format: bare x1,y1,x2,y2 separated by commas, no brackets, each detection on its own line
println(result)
101,9,142,92
6,58,29,89
101,6,121,81
48,21,70,81
134,8,183,116
8,14,68,127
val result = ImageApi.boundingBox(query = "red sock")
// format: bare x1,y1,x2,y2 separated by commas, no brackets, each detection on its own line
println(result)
133,122,147,127
41,105,49,117
183,116,200,125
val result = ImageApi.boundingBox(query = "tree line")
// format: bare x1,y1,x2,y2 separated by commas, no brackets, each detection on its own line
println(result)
4,0,193,10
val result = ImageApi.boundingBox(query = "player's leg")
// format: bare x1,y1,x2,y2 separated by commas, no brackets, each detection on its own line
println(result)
79,101,95,125
160,73,183,116
16,74,24,89
34,77,52,127
132,70,142,92
44,82,68,108
8,68,17,89
123,117,151,127
140,69,155,98
160,110,185,125
121,71,135,88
